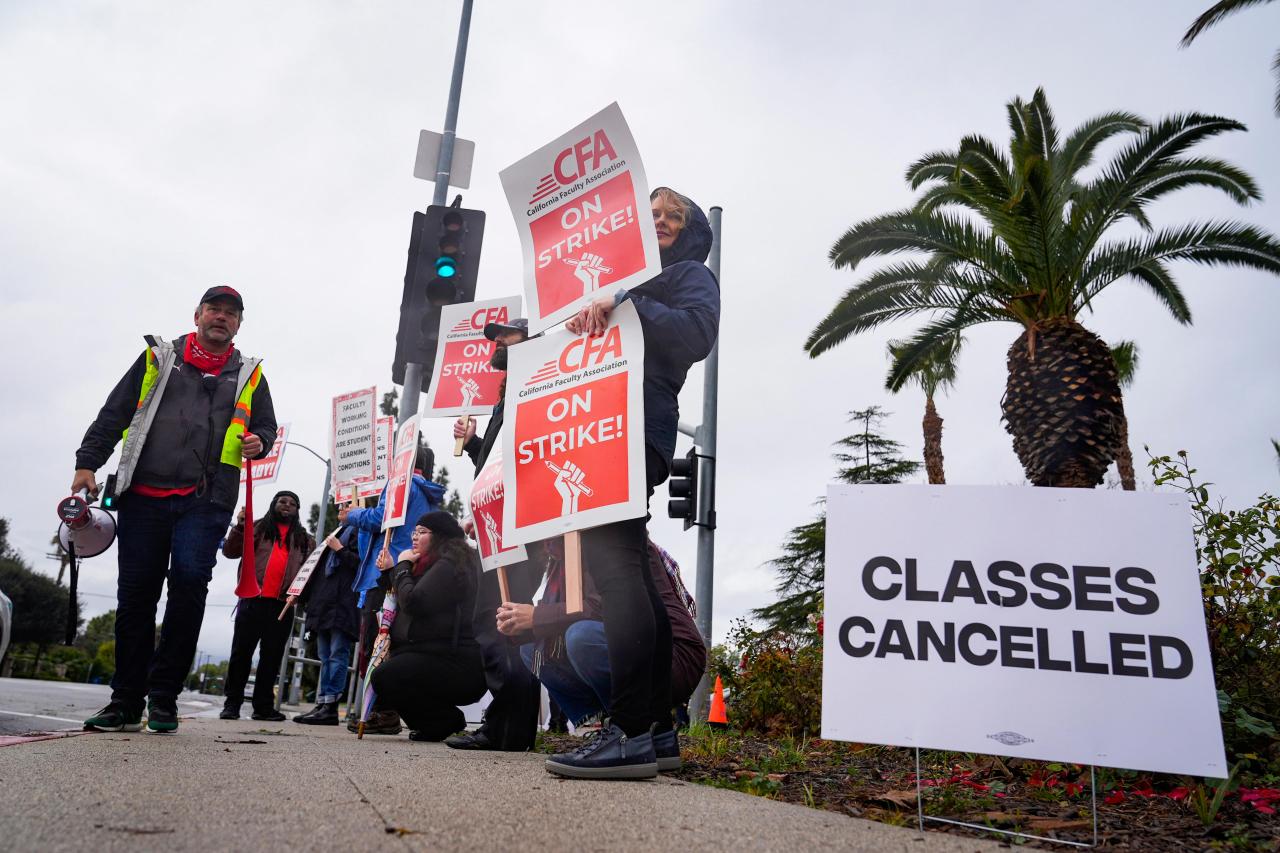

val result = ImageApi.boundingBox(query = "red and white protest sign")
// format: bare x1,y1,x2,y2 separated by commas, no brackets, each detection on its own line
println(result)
382,414,420,532
331,387,377,487
425,296,523,418
469,446,528,572
499,102,660,334
502,301,646,545
241,423,289,485
356,416,395,501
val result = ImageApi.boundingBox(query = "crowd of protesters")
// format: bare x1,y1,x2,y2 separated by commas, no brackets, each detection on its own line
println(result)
74,186,719,781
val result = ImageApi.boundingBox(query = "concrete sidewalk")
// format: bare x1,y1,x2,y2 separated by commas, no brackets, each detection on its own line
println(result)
0,718,1001,852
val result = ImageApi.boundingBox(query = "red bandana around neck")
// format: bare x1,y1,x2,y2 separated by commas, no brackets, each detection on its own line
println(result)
185,333,234,375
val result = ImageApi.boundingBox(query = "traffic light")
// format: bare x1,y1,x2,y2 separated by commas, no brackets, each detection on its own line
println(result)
393,202,486,385
667,447,699,530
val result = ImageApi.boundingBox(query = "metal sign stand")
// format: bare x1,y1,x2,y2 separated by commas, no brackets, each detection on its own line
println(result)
914,748,1099,848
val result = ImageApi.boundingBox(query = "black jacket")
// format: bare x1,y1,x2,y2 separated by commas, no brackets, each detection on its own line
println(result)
76,335,276,509
620,200,719,471
300,527,361,638
389,549,480,653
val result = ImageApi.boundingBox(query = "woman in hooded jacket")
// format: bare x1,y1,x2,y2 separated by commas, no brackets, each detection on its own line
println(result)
551,187,719,779
370,511,485,741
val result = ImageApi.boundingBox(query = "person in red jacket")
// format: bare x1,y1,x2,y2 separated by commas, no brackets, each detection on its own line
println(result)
219,490,315,721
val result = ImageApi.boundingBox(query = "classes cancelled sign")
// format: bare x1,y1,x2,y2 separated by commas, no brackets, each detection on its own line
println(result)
425,297,523,418
331,387,377,486
502,301,646,545
821,485,1227,777
469,446,528,573
500,102,661,334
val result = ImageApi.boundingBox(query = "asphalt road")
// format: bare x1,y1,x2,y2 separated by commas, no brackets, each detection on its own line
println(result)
0,678,221,735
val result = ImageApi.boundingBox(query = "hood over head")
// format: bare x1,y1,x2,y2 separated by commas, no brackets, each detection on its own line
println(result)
655,188,712,268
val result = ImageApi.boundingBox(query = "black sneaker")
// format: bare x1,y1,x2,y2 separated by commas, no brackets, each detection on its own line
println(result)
146,698,179,733
219,703,241,720
84,702,142,732
654,728,682,771
294,703,339,725
545,723,657,780
444,727,496,750
251,708,287,722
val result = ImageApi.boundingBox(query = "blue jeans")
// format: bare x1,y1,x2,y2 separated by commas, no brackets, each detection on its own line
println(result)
315,629,354,704
111,492,231,710
519,620,611,726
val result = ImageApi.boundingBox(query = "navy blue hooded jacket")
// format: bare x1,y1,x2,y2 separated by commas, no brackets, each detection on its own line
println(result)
619,196,720,472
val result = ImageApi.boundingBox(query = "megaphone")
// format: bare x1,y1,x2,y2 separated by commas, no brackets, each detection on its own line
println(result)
55,488,117,645
56,489,117,558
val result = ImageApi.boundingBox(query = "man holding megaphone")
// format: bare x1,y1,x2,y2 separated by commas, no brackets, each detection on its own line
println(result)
71,286,277,734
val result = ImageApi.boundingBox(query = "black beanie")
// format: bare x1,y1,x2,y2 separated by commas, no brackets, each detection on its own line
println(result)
273,490,301,506
416,510,463,539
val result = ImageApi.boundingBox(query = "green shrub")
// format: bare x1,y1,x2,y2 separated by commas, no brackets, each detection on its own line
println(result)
1149,450,1280,769
716,617,823,738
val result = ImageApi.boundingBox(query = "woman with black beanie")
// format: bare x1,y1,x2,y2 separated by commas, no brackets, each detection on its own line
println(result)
370,511,485,741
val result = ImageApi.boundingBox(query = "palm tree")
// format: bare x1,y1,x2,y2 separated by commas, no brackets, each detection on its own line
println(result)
807,88,1280,487
1181,0,1280,116
887,333,963,484
1109,341,1140,490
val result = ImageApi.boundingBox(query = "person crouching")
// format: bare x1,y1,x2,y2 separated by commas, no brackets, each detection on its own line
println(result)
371,512,485,741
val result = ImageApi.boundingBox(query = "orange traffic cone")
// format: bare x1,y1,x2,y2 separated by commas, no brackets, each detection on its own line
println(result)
708,675,728,729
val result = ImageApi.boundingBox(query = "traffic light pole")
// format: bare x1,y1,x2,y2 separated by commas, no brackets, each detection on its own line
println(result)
688,206,722,723
400,0,474,428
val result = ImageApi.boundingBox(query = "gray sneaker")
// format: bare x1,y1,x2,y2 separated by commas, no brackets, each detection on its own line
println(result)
545,723,658,780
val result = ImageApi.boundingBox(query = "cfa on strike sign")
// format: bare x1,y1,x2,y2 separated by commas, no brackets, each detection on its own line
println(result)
821,485,1227,777
382,414,420,532
500,102,661,334
469,445,528,573
502,301,646,545
425,296,523,418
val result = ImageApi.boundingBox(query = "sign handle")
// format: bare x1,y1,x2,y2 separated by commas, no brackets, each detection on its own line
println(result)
278,598,294,622
564,531,583,614
497,565,511,603
453,415,471,457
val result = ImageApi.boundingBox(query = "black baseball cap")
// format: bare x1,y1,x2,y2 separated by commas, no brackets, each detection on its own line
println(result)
483,317,530,341
200,286,244,311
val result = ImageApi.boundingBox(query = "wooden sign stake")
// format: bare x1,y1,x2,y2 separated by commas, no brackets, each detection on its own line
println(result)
496,565,511,604
564,531,583,614
453,415,471,457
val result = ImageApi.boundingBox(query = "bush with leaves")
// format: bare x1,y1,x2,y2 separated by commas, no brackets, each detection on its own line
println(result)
712,617,824,738
1149,450,1280,769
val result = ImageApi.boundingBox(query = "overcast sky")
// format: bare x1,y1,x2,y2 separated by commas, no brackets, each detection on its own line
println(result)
2,1,1277,664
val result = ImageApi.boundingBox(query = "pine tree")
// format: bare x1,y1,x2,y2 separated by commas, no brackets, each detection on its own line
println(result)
753,408,920,634
833,406,922,484
380,388,399,419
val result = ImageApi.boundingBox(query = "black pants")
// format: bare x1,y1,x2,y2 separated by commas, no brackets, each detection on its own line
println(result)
112,492,230,711
472,559,542,749
581,446,672,737
372,646,485,740
224,597,292,712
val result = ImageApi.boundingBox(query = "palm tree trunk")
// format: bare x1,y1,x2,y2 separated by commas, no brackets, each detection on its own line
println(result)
922,395,946,485
1115,414,1136,490
1002,318,1125,488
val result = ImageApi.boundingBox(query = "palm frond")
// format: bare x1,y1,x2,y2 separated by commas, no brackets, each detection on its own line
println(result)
1058,112,1147,180
1109,340,1140,389
1181,0,1275,45
886,331,964,396
885,311,992,392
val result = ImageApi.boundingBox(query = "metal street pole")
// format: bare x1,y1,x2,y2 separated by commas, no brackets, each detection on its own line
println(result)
688,206,722,723
399,0,474,428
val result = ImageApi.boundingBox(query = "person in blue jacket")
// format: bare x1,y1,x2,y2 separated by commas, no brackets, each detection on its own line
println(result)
340,444,445,605
550,187,719,779
337,443,445,734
